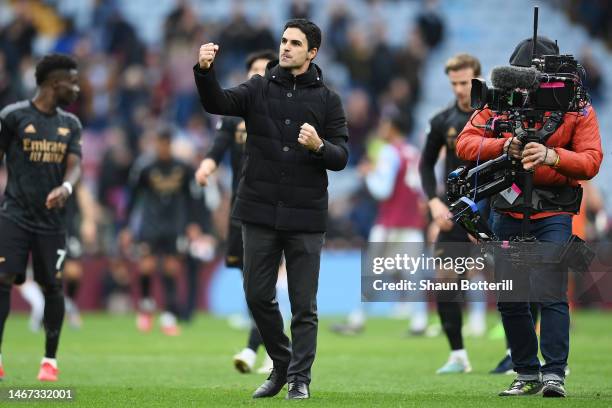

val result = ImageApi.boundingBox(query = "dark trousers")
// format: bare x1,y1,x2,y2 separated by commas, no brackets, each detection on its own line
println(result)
492,212,571,380
242,223,324,384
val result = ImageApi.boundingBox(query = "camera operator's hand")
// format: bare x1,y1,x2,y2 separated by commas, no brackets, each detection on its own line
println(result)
298,123,323,152
503,137,523,160
198,43,219,70
467,233,478,244
429,197,454,232
521,142,559,171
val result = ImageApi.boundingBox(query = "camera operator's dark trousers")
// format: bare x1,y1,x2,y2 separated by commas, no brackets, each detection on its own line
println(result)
242,223,324,384
492,212,571,381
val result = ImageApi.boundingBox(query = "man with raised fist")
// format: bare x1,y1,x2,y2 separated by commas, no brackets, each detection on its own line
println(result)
194,19,349,400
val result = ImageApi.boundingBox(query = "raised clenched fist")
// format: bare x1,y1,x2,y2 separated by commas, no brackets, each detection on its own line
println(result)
297,123,323,152
199,43,219,70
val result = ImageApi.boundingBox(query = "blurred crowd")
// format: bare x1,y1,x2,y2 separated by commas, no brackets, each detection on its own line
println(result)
0,0,610,310
550,0,608,107
0,0,447,252
559,0,612,49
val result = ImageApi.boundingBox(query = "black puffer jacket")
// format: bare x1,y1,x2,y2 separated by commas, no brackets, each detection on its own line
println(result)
194,62,349,232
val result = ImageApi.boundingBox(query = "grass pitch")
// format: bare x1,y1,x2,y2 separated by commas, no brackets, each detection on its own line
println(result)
1,311,611,407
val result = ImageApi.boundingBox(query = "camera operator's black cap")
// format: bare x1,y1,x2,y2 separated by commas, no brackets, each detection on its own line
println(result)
509,36,559,67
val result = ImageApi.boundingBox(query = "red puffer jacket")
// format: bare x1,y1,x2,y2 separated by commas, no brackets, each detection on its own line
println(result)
456,106,603,219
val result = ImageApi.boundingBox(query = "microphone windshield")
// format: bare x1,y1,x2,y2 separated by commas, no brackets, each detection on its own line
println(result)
491,66,540,91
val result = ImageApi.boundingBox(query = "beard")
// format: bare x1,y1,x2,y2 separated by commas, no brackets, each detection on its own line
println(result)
280,55,307,70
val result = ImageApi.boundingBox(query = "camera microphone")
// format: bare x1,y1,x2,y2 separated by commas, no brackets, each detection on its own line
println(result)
491,66,541,91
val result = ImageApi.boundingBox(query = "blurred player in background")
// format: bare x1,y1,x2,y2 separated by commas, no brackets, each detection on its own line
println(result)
179,165,216,324
96,129,134,313
0,54,82,381
62,184,100,328
419,53,486,374
196,50,279,375
124,126,203,336
331,113,429,336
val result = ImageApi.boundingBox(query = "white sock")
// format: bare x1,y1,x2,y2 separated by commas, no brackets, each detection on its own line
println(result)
160,312,177,327
20,281,45,323
507,348,512,357
41,357,57,369
348,308,366,327
450,349,468,361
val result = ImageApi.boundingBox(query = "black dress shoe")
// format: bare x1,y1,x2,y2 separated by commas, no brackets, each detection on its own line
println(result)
252,368,287,398
286,381,310,399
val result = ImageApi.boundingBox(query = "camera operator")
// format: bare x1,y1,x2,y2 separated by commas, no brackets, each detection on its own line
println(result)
456,37,603,398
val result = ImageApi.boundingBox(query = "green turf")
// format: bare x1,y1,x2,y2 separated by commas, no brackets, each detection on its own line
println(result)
0,311,611,407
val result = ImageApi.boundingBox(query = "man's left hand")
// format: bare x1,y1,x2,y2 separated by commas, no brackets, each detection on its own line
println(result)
45,185,70,209
298,123,323,152
521,142,559,171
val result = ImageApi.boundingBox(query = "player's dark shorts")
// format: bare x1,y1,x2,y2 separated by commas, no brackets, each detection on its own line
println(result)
226,219,243,269
0,216,65,288
138,235,186,257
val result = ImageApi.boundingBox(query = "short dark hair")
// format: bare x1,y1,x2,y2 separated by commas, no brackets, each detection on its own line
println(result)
444,53,481,77
387,113,411,135
35,53,78,85
283,18,321,51
156,124,174,142
245,50,277,71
